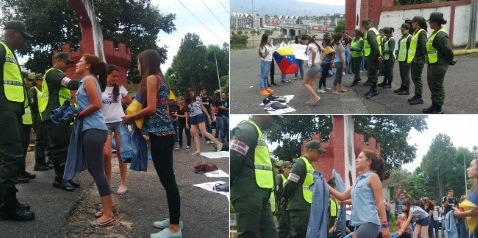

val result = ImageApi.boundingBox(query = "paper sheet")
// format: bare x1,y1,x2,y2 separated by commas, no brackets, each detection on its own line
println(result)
193,181,229,199
204,169,229,178
200,151,230,159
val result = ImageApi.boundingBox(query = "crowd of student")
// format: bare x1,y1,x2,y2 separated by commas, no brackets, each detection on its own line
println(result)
257,12,455,114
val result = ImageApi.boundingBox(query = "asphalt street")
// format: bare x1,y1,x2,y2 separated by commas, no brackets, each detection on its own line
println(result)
0,137,229,238
231,48,478,114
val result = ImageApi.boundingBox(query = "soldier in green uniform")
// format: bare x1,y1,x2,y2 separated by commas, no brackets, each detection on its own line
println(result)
275,161,292,238
423,12,455,114
394,23,412,95
407,16,428,106
28,74,50,171
0,20,35,221
361,19,382,99
40,52,80,191
17,71,36,183
231,115,278,238
378,27,396,89
282,140,325,238
349,29,364,87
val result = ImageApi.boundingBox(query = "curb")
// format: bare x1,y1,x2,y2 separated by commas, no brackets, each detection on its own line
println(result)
453,49,478,56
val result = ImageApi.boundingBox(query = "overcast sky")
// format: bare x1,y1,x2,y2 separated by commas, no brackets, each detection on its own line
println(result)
230,115,478,173
151,0,229,72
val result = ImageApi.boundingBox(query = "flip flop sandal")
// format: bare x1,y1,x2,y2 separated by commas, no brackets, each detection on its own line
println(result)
89,216,115,227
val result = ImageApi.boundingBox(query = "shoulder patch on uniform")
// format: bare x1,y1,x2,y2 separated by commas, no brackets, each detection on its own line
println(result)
230,139,250,156
288,173,300,183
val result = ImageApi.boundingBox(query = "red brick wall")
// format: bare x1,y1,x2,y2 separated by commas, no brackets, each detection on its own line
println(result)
302,116,380,181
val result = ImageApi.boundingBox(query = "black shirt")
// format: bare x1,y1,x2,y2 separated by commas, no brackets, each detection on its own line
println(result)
216,99,229,117
201,95,212,114
442,196,458,215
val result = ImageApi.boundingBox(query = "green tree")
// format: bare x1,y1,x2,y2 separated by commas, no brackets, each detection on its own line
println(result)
231,31,248,48
0,0,176,83
265,115,427,178
169,33,228,97
334,19,345,33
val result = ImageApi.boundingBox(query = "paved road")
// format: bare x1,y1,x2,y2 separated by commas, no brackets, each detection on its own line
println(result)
0,136,229,238
231,48,478,114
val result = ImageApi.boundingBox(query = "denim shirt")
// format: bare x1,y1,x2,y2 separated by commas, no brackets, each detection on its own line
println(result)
75,76,107,132
333,44,345,63
306,171,329,238
332,170,347,237
350,171,381,226
445,210,458,238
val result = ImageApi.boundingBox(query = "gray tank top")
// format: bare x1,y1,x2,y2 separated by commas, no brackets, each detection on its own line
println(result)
188,96,203,117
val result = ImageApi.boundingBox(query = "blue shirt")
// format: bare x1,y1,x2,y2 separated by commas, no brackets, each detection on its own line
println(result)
333,44,345,63
188,96,203,117
350,171,381,226
76,76,107,132
143,80,175,137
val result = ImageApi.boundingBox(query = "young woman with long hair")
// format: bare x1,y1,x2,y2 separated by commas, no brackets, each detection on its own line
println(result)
185,88,223,155
258,33,274,96
74,54,114,227
453,158,478,237
327,149,390,238
398,201,431,238
101,64,132,195
332,32,347,94
300,34,322,106
122,49,182,238
175,96,191,150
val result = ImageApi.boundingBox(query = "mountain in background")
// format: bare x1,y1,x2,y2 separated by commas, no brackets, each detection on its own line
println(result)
231,0,345,16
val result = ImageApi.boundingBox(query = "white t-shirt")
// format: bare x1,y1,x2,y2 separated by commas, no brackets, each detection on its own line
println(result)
279,41,289,48
259,45,273,62
101,85,128,123
307,43,321,65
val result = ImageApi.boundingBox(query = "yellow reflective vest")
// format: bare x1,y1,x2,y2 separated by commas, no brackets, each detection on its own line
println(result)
329,198,338,216
363,28,382,57
300,157,314,204
398,35,411,62
407,29,426,64
426,28,446,64
242,120,274,189
22,105,32,125
0,42,25,103
38,68,71,117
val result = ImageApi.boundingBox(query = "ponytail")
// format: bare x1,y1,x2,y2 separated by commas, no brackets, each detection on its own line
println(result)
362,148,385,181
83,54,107,91
112,84,119,102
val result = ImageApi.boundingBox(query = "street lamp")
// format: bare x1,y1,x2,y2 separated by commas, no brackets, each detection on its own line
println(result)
197,44,221,90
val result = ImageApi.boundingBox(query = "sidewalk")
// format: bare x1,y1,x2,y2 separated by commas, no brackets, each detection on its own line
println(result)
0,137,229,238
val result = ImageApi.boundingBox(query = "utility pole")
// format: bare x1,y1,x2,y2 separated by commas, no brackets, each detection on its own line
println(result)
251,0,254,47
468,0,477,49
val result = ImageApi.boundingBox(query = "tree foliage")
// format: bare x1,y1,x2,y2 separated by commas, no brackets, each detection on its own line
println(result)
230,31,248,48
265,115,427,179
418,133,475,200
0,0,176,83
334,19,345,33
168,33,229,98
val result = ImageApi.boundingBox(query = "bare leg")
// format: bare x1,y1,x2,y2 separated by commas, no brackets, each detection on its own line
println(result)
198,122,221,149
114,134,127,193
302,75,320,104
191,125,200,153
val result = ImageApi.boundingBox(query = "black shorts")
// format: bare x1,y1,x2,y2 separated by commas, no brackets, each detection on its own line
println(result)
189,114,206,125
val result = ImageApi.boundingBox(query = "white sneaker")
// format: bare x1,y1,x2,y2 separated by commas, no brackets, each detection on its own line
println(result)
186,146,191,150
317,89,326,93
216,143,223,152
174,146,180,150
325,87,331,91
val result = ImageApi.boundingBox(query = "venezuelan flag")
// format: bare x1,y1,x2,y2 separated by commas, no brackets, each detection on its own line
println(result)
460,191,478,233
273,47,297,75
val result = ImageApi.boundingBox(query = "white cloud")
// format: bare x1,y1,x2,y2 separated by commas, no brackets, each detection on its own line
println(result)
151,0,229,71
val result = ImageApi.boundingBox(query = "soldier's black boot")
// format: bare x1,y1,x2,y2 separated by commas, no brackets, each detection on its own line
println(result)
377,79,386,87
393,86,403,93
0,203,35,221
365,83,379,99
423,104,443,114
409,95,424,105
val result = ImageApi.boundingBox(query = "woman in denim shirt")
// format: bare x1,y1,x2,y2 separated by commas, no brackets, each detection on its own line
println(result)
123,49,182,238
74,54,114,227
327,149,390,238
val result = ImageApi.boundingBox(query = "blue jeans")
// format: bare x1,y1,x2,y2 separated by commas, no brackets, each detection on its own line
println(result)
219,116,229,142
333,62,344,86
295,59,304,79
345,48,352,74
259,60,271,90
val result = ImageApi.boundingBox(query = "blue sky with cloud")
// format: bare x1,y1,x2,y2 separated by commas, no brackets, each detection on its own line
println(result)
151,0,229,72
